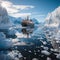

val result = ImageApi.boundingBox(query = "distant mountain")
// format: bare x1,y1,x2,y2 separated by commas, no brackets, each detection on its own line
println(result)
9,16,39,25
31,18,39,24
14,18,22,24
9,16,22,24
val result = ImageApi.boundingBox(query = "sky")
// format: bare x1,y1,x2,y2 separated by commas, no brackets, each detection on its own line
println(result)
0,0,60,22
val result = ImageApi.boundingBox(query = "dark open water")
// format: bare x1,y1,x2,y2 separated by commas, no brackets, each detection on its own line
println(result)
0,28,54,60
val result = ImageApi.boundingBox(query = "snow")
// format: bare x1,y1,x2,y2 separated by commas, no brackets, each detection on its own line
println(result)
28,50,32,53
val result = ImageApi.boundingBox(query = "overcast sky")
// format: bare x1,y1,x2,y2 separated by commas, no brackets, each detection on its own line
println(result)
1,0,60,22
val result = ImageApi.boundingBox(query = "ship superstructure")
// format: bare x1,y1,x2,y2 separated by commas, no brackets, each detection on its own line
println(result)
21,16,34,38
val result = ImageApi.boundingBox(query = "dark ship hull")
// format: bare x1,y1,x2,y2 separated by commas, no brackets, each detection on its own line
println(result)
21,17,34,38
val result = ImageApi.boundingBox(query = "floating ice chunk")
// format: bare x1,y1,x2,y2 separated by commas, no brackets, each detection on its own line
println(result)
50,48,54,51
41,45,44,48
7,29,17,35
7,50,23,60
47,57,51,60
41,50,50,56
0,32,6,39
43,41,47,45
0,39,13,49
28,50,32,53
43,47,48,50
37,50,40,52
56,54,60,59
12,38,19,43
32,58,38,60
14,41,27,46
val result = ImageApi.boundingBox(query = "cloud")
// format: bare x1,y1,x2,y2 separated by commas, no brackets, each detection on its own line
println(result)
13,5,34,10
9,13,31,18
1,0,34,18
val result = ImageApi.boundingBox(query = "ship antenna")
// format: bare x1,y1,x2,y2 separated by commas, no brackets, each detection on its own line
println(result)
27,16,29,20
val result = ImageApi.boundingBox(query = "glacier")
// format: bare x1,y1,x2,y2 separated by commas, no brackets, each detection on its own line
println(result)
0,4,12,29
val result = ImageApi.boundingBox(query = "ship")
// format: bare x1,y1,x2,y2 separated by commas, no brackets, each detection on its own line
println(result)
21,16,34,38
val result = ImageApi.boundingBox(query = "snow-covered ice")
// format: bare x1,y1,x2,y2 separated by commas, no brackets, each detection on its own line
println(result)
0,32,13,49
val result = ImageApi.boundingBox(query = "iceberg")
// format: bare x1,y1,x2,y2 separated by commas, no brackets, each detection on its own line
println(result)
0,32,13,49
44,6,60,42
0,4,12,29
